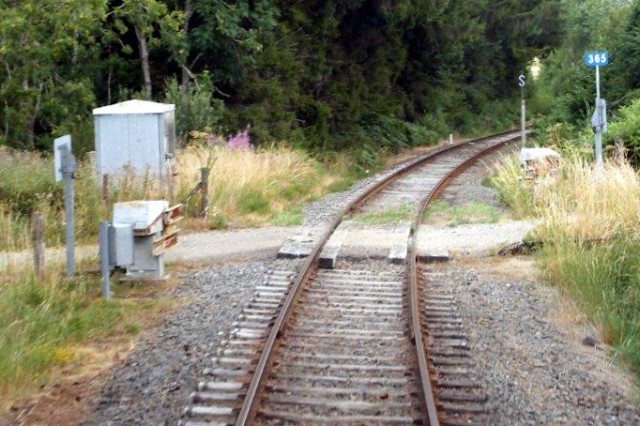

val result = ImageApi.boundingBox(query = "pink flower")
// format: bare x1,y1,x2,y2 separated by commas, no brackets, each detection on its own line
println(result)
227,124,253,150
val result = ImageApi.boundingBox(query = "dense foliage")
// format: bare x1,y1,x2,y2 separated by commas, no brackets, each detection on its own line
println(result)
531,0,640,166
0,0,564,155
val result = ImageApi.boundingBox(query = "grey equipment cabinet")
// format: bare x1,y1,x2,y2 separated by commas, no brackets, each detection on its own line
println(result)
112,200,182,279
93,100,176,179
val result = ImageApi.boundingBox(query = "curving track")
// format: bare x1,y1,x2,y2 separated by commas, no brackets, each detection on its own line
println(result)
180,130,524,426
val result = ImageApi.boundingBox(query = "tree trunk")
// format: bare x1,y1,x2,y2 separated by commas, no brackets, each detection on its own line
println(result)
25,81,43,150
135,25,152,99
181,0,193,86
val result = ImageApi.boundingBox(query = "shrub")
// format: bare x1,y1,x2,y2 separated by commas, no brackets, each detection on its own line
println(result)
607,97,640,166
163,77,225,142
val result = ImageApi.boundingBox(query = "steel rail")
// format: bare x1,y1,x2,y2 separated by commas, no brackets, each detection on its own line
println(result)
235,129,522,425
408,133,519,426
347,129,521,213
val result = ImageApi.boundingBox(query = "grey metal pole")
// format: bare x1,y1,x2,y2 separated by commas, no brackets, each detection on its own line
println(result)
200,167,210,218
595,130,603,169
594,65,603,169
58,144,76,276
596,64,601,100
519,74,527,149
521,99,526,149
32,212,45,279
99,222,111,300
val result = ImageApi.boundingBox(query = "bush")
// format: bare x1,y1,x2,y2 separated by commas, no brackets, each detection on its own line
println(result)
163,77,225,142
607,97,640,166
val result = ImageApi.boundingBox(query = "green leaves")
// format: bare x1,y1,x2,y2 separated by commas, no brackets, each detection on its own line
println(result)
0,0,106,150
606,98,640,165
0,0,568,156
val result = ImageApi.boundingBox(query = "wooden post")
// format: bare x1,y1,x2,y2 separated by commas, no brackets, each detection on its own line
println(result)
200,167,210,218
32,212,45,279
102,174,110,207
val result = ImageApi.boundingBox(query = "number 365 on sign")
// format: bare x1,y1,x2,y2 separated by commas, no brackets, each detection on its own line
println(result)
584,51,609,67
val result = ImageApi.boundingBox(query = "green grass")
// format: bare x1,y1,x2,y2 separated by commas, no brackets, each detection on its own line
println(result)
423,200,503,227
271,205,304,226
487,155,536,219
237,189,270,214
539,238,640,373
351,203,414,226
0,263,169,400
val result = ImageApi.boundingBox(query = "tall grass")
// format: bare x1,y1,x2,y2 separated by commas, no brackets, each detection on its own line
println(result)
175,144,345,228
0,144,352,251
488,155,537,218
0,261,166,403
492,154,640,377
0,207,30,251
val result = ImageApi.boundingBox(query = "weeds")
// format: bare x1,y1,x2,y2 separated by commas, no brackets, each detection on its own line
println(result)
487,155,536,218
0,262,170,403
424,200,504,227
351,203,414,226
271,205,304,226
0,144,353,250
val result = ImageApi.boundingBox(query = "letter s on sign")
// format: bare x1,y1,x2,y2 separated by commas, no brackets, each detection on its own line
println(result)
518,75,526,87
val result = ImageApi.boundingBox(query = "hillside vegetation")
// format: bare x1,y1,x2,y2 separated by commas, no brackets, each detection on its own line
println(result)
0,0,562,157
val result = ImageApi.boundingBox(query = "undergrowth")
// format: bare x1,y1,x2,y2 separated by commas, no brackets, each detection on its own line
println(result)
423,200,504,227
0,262,170,404
0,144,355,250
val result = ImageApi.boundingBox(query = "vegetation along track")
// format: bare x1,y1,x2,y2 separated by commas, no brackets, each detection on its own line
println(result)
180,130,523,425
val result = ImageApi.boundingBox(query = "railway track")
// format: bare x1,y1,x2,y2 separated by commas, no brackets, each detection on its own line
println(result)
181,130,523,425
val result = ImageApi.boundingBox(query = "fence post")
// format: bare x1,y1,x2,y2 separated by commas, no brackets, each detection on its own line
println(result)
102,174,110,207
32,212,45,279
200,167,210,218
99,222,111,300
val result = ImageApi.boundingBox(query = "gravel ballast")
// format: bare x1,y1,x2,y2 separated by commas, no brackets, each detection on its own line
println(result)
430,260,640,425
83,259,302,426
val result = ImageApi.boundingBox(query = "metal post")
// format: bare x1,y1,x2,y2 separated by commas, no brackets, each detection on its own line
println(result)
596,64,601,100
594,65,603,169
518,74,527,149
200,167,210,218
521,99,527,149
32,212,45,279
99,222,111,300
102,174,110,206
58,144,76,276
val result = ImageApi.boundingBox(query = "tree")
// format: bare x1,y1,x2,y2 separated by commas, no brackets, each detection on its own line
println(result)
0,0,107,150
107,0,184,99
534,0,634,124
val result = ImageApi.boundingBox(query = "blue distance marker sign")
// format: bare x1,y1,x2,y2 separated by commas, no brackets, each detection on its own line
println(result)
584,51,609,67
